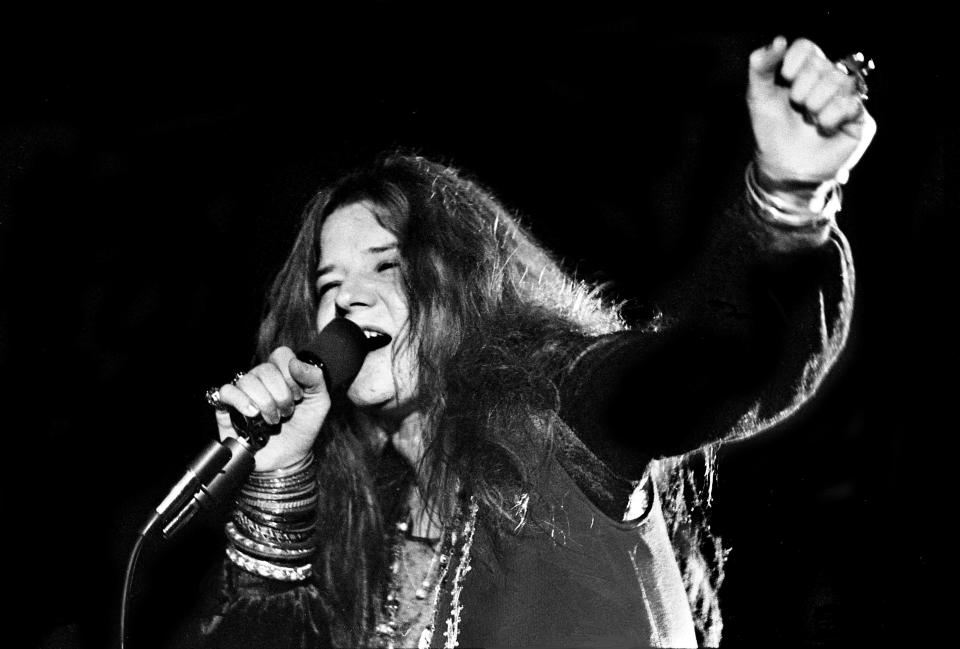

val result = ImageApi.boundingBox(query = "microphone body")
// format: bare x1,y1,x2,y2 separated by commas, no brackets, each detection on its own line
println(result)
140,436,255,540
140,318,368,540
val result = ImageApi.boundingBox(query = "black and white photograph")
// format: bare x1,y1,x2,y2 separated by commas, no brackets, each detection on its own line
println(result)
3,8,949,648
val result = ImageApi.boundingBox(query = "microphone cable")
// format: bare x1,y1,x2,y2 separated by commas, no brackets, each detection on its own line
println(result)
120,532,146,649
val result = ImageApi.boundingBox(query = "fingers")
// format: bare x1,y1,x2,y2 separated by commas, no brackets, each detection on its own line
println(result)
214,382,258,440
788,61,830,107
266,344,328,397
780,38,826,82
209,347,333,471
289,357,327,395
816,94,865,133
212,346,329,426
217,383,260,417
779,37,868,137
789,56,853,110
748,35,788,97
268,346,304,402
804,73,854,114
232,363,296,425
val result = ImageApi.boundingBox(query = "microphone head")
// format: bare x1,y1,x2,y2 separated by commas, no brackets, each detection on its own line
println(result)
298,318,368,391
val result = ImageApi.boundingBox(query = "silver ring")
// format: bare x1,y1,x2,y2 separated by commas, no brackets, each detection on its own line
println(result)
836,52,874,100
205,386,227,411
232,371,246,385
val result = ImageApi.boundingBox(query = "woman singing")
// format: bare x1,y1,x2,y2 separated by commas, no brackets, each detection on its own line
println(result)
180,36,875,647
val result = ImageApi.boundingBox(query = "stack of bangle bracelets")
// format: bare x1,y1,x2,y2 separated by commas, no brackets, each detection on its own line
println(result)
745,160,842,231
225,451,318,582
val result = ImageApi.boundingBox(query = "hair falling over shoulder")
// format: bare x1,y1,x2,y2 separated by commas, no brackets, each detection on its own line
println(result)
255,152,724,646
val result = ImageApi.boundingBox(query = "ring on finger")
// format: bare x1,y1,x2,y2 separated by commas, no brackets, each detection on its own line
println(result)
835,52,874,100
205,386,228,411
232,371,246,385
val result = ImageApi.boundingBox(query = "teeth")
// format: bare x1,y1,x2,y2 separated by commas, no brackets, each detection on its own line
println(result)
361,329,392,351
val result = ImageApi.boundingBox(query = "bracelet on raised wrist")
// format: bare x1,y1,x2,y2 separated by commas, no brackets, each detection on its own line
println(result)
745,161,842,230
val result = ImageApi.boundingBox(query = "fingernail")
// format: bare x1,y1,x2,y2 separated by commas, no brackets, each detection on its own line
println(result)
296,352,323,370
772,36,787,50
244,403,260,417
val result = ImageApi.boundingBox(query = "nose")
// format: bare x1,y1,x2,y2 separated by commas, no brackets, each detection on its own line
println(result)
333,275,376,315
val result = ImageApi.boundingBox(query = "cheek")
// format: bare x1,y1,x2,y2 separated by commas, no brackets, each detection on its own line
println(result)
314,299,336,330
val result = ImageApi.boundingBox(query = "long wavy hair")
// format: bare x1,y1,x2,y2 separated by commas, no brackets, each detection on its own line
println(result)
255,153,724,646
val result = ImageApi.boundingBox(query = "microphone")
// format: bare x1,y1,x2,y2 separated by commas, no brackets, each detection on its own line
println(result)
139,318,369,541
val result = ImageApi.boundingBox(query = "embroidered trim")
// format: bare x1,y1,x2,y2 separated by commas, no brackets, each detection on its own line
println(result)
418,514,454,648
441,498,479,649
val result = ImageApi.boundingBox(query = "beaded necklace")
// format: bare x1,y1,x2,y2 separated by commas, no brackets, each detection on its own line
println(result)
371,498,479,649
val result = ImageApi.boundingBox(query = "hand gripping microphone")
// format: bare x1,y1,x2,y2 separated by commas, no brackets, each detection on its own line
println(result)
139,318,368,541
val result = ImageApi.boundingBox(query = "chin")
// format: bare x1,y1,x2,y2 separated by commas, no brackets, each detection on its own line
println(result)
345,350,418,416
346,383,394,408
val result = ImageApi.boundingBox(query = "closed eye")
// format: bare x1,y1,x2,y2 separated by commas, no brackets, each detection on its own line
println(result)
316,280,340,296
376,261,399,272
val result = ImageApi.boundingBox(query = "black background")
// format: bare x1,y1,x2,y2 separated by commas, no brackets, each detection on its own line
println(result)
2,7,951,648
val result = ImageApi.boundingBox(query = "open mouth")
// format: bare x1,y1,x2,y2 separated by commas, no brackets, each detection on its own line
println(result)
362,329,392,352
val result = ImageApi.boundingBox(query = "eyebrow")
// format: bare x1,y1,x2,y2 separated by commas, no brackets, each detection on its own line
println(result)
316,243,399,276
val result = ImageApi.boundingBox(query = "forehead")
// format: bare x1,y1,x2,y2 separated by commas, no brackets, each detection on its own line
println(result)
319,202,398,257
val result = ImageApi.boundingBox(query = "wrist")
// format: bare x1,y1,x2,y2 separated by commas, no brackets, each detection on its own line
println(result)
226,450,319,582
753,152,849,187
745,160,842,231
254,444,315,474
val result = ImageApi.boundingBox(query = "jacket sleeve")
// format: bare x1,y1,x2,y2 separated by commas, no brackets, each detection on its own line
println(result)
559,192,855,479
167,558,331,649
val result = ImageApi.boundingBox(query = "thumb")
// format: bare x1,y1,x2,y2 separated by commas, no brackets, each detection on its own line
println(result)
289,357,329,396
748,35,788,99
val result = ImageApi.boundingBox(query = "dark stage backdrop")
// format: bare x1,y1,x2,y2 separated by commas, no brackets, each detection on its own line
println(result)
2,11,949,649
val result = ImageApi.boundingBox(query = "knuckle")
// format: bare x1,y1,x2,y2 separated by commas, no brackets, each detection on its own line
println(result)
258,362,282,381
234,374,259,396
274,385,294,407
809,66,831,86
810,51,831,70
794,37,823,57
813,84,839,106
789,82,807,102
268,346,295,365
817,109,841,128
838,94,857,108
831,67,851,86
275,380,294,400
787,37,813,60
837,96,860,117
248,362,270,378
219,383,242,402
817,68,840,87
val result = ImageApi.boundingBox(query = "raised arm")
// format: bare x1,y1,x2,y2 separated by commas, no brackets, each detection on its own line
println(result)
561,37,874,478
